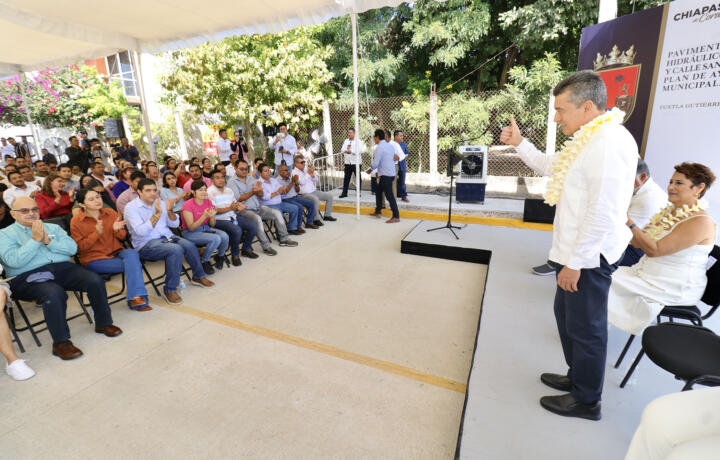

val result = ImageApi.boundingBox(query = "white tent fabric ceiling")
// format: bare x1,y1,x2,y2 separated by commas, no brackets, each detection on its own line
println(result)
0,0,404,73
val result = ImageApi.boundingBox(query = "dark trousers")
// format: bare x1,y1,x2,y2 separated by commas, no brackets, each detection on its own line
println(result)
550,256,617,404
371,176,378,194
396,160,407,198
214,216,257,255
375,175,399,218
618,244,644,267
341,164,360,196
9,262,113,344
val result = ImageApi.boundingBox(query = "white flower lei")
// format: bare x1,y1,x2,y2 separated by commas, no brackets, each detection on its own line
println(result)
643,199,710,241
544,108,626,206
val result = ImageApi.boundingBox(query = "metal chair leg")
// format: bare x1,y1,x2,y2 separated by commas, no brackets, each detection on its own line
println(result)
13,300,41,347
71,291,93,324
614,335,635,368
620,348,645,388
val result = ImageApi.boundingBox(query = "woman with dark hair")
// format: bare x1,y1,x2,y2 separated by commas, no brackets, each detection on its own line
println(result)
0,198,14,229
609,162,716,335
35,174,74,219
231,132,249,163
79,174,94,189
70,188,151,311
201,158,214,178
160,171,189,213
181,180,229,275
71,178,116,216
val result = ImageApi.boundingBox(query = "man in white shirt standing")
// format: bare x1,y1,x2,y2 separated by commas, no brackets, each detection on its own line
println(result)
339,128,365,199
272,123,297,175
501,70,637,420
291,155,336,225
0,138,15,161
216,129,233,166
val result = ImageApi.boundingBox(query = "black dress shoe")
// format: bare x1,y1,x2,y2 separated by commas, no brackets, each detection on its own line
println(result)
313,220,324,227
323,216,337,222
231,255,242,266
541,373,572,392
338,194,348,198
241,250,259,259
202,261,215,275
540,394,601,421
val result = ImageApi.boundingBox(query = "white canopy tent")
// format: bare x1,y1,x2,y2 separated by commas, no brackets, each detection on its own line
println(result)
0,0,420,216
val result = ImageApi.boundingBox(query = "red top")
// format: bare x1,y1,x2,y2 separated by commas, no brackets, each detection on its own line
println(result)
35,191,73,219
176,172,192,189
70,208,127,266
181,198,213,229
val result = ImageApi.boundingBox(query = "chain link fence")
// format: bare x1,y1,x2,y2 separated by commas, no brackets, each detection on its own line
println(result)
326,91,564,198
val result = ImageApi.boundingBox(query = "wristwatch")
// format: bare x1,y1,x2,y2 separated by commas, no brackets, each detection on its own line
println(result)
628,223,636,230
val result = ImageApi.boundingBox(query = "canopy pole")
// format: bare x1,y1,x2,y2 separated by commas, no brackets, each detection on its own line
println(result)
18,73,42,161
351,12,361,218
131,50,156,160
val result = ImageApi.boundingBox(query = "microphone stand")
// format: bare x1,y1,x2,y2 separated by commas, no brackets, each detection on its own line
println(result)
426,152,469,240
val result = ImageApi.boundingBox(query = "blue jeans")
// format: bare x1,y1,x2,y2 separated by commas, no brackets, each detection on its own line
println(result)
397,159,407,198
214,217,257,255
138,237,206,293
86,249,148,303
8,262,113,343
182,224,229,262
375,175,399,218
283,196,316,226
267,202,299,231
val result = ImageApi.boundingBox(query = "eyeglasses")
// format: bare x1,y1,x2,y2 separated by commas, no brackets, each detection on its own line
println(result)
13,207,40,215
298,161,306,164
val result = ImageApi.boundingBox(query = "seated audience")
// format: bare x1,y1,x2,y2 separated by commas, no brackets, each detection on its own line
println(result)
34,160,50,178
0,197,122,360
90,161,115,189
291,155,336,225
207,169,258,265
125,179,214,305
72,178,116,216
228,159,297,256
58,163,80,192
608,163,716,335
116,171,146,215
47,160,58,173
35,174,74,219
277,164,318,230
181,180,229,275
3,171,39,208
0,198,14,229
41,148,57,165
183,164,212,192
112,166,135,198
0,282,35,380
201,158,214,178
19,165,42,188
175,161,192,189
160,171,189,213
252,157,263,179
71,188,151,311
79,174,94,189
147,164,162,189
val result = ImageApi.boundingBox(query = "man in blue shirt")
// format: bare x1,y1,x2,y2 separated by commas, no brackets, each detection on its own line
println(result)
124,179,214,306
0,196,122,361
394,130,410,202
368,129,400,223
257,163,302,235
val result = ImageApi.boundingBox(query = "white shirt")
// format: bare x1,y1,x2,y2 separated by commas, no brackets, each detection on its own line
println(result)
291,167,317,194
629,177,668,229
207,185,236,220
273,133,297,166
92,173,116,189
516,120,638,270
388,140,406,165
216,137,232,162
4,183,40,208
0,144,14,160
341,138,365,165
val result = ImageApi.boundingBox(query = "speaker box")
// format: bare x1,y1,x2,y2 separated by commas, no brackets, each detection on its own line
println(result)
523,198,555,224
104,118,125,139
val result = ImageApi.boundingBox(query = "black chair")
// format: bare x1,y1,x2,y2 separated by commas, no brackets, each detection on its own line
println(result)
10,294,92,347
642,322,720,391
616,245,720,388
4,305,25,353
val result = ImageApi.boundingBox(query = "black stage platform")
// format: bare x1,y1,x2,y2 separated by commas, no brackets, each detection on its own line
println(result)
400,220,492,265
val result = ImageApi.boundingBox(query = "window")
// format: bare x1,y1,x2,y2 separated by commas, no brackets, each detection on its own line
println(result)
106,51,138,98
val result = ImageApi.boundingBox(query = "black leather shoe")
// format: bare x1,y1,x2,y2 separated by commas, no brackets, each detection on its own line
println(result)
231,255,242,266
539,394,601,421
323,216,337,222
202,261,215,275
541,373,572,392
313,220,324,227
338,194,348,198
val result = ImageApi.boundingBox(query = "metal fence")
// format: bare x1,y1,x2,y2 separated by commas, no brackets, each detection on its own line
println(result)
326,91,564,197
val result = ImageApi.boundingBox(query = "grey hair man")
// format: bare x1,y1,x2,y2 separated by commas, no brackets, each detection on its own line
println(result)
501,70,638,420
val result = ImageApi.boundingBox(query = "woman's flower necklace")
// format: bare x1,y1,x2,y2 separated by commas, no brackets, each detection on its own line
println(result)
544,108,626,206
643,199,709,241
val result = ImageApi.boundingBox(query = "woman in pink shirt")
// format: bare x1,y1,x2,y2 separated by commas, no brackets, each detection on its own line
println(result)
180,180,229,275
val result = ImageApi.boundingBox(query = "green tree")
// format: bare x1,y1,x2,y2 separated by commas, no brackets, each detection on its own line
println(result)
161,27,335,158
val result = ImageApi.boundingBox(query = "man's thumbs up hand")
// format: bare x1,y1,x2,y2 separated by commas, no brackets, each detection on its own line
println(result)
500,115,523,147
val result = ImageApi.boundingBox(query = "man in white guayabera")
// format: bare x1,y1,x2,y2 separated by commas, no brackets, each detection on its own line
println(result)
501,70,637,421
